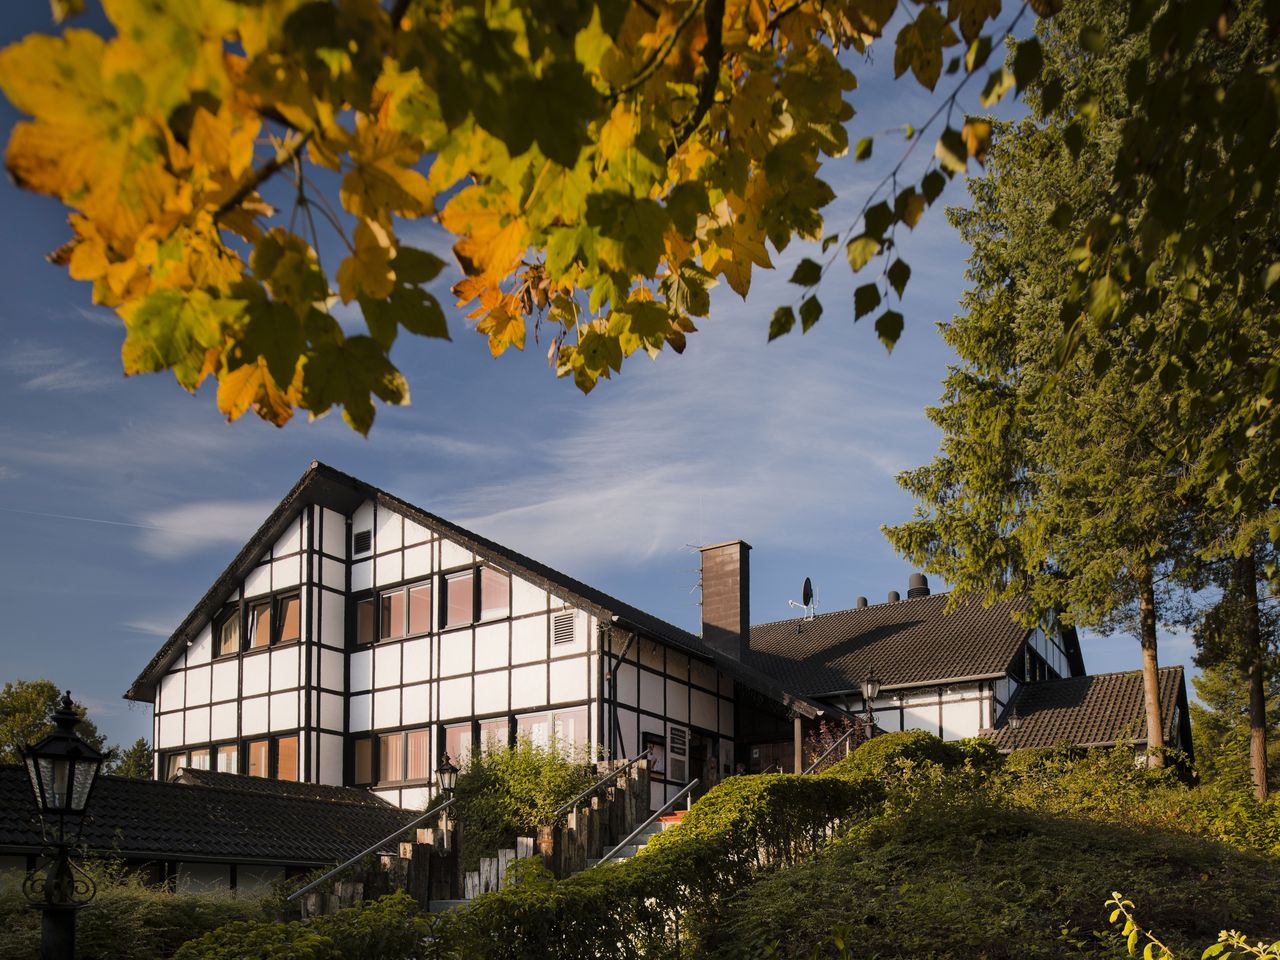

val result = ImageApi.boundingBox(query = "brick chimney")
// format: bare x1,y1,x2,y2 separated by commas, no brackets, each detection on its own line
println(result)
699,540,750,660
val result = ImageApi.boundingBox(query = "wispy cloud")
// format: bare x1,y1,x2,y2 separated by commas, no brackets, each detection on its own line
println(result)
134,499,276,559
1,340,117,393
0,465,15,481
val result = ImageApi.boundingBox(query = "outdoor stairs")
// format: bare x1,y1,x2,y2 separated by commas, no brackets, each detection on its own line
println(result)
586,808,688,867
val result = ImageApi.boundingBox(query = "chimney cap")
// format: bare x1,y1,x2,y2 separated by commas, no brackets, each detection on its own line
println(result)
907,572,930,598
698,539,753,553
855,596,867,608
887,590,900,603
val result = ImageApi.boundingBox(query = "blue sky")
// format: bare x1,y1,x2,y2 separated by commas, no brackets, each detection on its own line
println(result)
0,5,1196,749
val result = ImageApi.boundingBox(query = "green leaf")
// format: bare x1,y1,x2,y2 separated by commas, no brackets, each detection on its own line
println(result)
241,297,305,385
854,283,881,319
1013,38,1044,93
799,295,823,331
875,309,904,351
921,170,948,204
855,137,873,161
768,305,796,341
935,126,968,173
1063,121,1085,158
965,36,992,73
789,258,824,287
980,67,1014,107
887,259,912,298
846,235,881,272
864,201,894,238
391,246,446,284
1040,75,1064,113
1264,261,1280,291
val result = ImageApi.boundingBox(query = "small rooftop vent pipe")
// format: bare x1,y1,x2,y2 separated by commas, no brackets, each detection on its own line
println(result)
887,590,900,603
855,596,868,608
907,572,930,599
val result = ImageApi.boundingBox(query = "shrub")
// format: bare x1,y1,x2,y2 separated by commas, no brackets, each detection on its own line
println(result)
174,891,428,960
453,737,595,871
824,730,960,779
0,864,269,960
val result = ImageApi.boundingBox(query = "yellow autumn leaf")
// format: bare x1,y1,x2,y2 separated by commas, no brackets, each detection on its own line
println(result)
217,357,294,426
336,219,396,303
340,114,435,222
475,296,527,357
441,185,530,282
598,101,638,165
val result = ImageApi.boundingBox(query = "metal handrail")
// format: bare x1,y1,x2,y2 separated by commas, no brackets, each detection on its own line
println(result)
285,796,454,902
553,750,650,819
802,722,862,775
593,779,699,868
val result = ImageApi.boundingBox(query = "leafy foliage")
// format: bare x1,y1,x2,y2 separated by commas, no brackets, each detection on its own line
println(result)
453,737,595,871
108,736,154,779
0,678,108,764
1192,663,1280,792
0,862,269,960
0,0,1048,430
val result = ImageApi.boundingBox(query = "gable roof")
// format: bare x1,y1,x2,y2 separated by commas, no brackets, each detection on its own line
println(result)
985,666,1187,751
0,767,419,866
744,592,1036,697
125,462,823,717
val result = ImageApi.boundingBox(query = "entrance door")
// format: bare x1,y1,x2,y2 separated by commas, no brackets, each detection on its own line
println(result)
688,732,717,797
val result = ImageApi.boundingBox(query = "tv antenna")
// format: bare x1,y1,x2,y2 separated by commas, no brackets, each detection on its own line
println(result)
788,576,818,623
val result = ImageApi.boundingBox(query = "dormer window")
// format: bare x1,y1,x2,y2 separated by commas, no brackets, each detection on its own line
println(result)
277,593,301,644
216,609,239,658
247,599,271,649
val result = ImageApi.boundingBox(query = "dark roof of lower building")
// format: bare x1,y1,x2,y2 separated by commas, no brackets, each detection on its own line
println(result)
744,592,1037,697
173,769,392,807
0,767,420,866
985,666,1187,751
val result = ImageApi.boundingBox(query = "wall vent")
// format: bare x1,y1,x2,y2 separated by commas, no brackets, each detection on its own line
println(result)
352,529,372,555
552,611,575,644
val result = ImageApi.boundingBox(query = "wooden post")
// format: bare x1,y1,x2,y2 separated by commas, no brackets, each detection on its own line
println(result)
793,715,803,773
537,823,557,877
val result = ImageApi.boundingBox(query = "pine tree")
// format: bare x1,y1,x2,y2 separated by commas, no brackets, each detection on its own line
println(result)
108,737,154,780
1191,662,1280,791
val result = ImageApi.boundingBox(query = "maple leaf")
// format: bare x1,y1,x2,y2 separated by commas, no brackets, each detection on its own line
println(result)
337,219,396,303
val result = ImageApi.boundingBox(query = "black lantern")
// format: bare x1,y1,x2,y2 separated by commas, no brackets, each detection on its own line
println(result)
860,672,881,703
25,692,103,825
22,692,102,960
436,754,459,796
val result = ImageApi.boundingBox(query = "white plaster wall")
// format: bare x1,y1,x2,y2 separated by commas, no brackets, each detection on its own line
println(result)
185,665,211,706
404,543,431,579
941,696,984,739
321,590,345,647
241,696,269,735
211,702,237,740
440,539,473,570
689,660,716,691
244,564,271,599
375,550,402,587
211,660,238,703
351,560,372,592
376,510,403,552
402,638,430,683
188,625,212,666
665,679,689,723
691,689,717,731
242,656,269,696
550,610,588,657
319,732,343,785
666,651,688,682
474,671,509,714
403,683,430,724
321,647,344,692
374,688,400,729
349,649,372,692
512,615,547,664
272,557,300,589
349,693,372,732
549,659,587,703
185,706,211,743
439,631,473,677
404,518,430,546
639,671,664,714
439,677,471,718
322,558,345,591
158,712,183,749
322,508,347,557
271,646,300,691
474,623,508,671
512,577,546,616
160,671,184,713
510,664,547,710
321,692,344,730
615,663,639,707
270,691,298,730
375,643,401,688
274,518,302,557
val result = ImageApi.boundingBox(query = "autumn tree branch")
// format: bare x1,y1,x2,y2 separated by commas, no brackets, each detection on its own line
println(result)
615,0,707,97
215,130,313,220
666,0,725,157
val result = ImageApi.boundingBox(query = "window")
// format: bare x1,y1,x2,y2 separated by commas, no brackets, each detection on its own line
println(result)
188,748,211,771
356,597,376,645
516,713,550,749
247,600,271,649
479,567,510,620
164,752,186,781
247,738,269,778
379,732,405,782
216,743,238,774
381,590,406,641
353,738,373,785
444,722,473,766
277,735,299,781
216,610,239,657
277,594,301,644
479,719,508,755
444,571,474,628
406,730,430,781
553,708,588,753
408,583,432,635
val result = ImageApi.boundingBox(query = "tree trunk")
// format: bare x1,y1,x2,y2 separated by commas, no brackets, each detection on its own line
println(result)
1138,571,1165,767
1237,551,1269,800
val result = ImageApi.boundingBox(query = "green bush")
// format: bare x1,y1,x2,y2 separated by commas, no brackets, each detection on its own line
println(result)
453,737,595,871
0,864,269,960
824,729,961,779
173,891,428,960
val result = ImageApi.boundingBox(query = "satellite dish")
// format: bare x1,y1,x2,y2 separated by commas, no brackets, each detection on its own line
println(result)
802,577,814,607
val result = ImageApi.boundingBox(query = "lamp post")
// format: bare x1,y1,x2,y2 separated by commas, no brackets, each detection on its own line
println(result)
435,754,459,851
860,671,881,739
1007,711,1021,752
22,691,103,960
